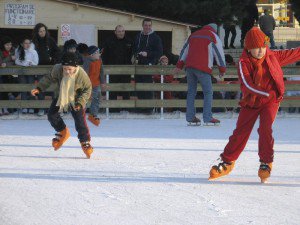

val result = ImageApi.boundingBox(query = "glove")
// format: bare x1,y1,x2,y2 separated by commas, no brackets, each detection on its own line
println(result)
74,103,82,111
31,88,40,96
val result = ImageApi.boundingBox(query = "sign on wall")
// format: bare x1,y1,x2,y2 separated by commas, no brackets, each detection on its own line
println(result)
61,24,96,46
4,3,35,26
61,24,71,41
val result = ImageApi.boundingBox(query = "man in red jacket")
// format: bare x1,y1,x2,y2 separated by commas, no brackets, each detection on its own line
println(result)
209,27,300,183
175,23,226,126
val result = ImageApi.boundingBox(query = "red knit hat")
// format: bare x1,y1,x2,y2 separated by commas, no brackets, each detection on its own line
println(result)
244,27,270,50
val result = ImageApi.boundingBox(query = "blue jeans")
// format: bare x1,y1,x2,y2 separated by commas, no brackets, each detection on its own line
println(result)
90,86,101,116
264,31,276,48
186,68,213,123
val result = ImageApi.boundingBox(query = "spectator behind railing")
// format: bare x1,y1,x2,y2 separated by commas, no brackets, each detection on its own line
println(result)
15,37,39,114
32,23,61,116
32,23,60,65
240,0,259,48
61,39,83,65
102,25,133,102
77,43,89,59
133,18,163,114
0,36,16,116
223,16,238,49
259,9,276,49
153,55,174,100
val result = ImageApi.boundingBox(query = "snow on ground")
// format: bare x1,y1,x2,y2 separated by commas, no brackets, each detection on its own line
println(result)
0,116,299,225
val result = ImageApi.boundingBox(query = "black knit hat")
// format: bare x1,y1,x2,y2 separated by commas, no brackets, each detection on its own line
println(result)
87,45,100,55
61,52,78,67
64,39,77,51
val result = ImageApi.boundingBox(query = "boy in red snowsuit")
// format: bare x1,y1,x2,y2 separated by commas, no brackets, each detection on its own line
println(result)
209,27,300,182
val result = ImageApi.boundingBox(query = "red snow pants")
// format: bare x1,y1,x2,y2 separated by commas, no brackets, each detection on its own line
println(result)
221,101,279,163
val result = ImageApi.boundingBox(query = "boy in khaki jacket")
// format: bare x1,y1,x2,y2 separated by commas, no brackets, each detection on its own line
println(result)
31,52,93,158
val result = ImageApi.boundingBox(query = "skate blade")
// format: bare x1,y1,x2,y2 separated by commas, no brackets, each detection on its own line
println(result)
260,178,268,183
204,123,220,126
187,122,201,126
208,174,227,181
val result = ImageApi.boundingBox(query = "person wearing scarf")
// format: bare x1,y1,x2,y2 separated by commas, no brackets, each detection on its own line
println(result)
31,52,93,158
209,27,300,182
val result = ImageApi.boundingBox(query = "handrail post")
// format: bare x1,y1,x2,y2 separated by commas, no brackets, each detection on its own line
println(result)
160,73,164,120
106,74,110,119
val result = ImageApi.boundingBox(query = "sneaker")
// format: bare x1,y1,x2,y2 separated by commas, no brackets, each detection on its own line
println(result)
88,114,100,126
28,109,34,114
0,108,3,116
22,108,28,114
204,118,220,126
81,141,93,159
37,109,45,116
224,46,229,49
209,159,235,180
230,45,236,49
187,117,201,126
258,162,272,183
52,127,70,151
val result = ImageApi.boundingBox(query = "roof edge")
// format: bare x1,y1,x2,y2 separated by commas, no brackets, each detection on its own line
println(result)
53,0,197,27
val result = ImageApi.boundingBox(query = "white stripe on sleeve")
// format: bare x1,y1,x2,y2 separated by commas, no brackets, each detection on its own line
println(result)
239,61,269,97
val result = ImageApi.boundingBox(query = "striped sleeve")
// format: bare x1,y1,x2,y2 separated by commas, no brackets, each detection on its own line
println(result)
211,33,226,74
176,38,190,69
239,61,269,97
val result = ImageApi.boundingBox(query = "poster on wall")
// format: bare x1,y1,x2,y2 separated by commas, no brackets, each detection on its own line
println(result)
61,24,71,42
61,24,96,46
4,3,35,26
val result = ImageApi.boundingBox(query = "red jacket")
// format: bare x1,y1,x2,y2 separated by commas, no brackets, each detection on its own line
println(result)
153,74,173,83
176,25,226,75
238,47,300,108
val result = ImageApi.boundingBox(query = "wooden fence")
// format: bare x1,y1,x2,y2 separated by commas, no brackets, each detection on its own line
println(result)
0,65,299,116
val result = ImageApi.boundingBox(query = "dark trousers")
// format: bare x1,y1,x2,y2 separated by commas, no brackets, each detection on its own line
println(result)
47,98,90,142
263,31,276,49
135,75,153,99
109,75,131,100
241,19,255,47
224,25,237,47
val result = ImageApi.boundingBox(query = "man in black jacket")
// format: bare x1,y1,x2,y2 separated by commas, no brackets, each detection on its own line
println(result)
240,0,259,48
133,18,163,112
102,25,133,101
259,9,276,49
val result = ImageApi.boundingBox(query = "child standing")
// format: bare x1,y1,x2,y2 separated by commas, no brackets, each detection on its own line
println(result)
209,27,300,183
15,38,39,114
83,45,106,126
0,36,16,115
153,55,174,100
31,52,93,159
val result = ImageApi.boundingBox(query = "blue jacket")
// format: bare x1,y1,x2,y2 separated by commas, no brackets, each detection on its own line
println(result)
133,30,163,65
